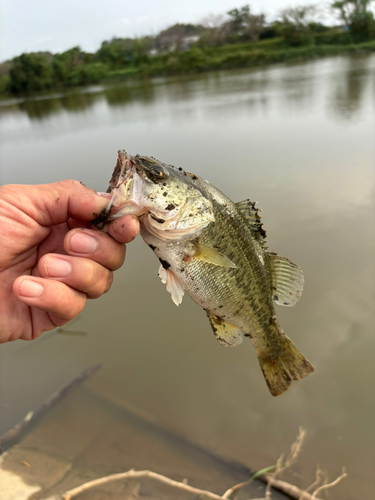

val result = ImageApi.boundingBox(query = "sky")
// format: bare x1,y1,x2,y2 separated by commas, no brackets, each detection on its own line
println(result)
1,0,337,62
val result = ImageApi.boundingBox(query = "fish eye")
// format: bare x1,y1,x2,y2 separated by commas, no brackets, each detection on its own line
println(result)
152,167,163,177
146,165,166,182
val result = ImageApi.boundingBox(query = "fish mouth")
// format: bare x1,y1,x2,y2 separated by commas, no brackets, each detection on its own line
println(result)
92,150,174,228
92,151,136,228
106,150,132,193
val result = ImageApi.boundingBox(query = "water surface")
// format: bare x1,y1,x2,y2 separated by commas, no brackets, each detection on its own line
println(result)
1,54,374,499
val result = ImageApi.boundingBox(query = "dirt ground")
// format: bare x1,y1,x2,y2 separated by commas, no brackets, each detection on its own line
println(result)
0,386,289,500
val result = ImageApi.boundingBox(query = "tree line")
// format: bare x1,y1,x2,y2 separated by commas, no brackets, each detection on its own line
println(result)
1,0,375,95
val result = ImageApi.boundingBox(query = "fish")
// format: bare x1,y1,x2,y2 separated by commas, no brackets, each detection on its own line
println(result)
94,150,314,396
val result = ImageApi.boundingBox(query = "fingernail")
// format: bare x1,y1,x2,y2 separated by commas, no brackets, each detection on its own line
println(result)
19,279,43,298
96,192,112,200
45,257,71,278
70,232,98,254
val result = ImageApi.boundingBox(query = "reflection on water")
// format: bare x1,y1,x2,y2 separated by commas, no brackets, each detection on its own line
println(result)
0,54,374,500
1,53,373,124
330,53,374,120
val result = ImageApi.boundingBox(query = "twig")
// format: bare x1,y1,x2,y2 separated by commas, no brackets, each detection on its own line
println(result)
222,479,249,499
285,427,306,468
299,468,326,499
265,428,306,499
265,477,316,500
311,468,347,499
222,466,276,499
62,469,226,500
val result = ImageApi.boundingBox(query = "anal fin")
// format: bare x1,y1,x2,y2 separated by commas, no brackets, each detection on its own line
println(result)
206,312,243,347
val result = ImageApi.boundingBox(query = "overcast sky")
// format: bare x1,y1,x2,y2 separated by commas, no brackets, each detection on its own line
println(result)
1,0,336,62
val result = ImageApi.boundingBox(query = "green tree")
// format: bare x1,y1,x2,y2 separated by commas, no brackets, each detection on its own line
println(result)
199,14,227,47
278,5,318,46
52,46,88,85
331,0,375,41
331,0,374,24
97,37,152,67
350,11,375,40
226,5,266,41
8,53,53,94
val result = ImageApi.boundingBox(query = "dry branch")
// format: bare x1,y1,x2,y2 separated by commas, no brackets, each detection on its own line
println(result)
62,469,225,500
311,468,347,499
61,429,347,500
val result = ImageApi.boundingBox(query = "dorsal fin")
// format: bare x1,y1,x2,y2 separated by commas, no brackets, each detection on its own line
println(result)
267,252,304,307
235,199,266,248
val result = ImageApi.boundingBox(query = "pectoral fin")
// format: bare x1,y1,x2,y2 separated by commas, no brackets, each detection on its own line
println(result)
206,312,243,347
158,265,184,306
195,244,236,268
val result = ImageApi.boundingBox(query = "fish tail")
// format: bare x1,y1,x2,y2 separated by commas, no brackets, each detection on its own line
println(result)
258,336,314,396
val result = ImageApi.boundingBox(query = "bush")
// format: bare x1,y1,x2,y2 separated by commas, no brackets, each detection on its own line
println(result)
350,12,375,42
177,47,208,72
8,53,53,93
0,75,9,93
314,29,352,45
82,63,107,83
278,24,314,47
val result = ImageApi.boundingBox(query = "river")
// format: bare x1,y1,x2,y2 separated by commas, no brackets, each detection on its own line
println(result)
0,53,374,499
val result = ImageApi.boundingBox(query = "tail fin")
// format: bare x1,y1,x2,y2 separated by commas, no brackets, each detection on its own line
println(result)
258,337,314,396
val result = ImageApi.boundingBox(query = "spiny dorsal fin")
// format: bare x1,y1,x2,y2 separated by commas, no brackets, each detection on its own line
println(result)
206,311,243,347
235,199,266,248
267,253,304,307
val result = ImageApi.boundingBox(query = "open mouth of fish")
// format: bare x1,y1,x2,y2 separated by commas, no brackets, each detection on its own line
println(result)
92,151,179,229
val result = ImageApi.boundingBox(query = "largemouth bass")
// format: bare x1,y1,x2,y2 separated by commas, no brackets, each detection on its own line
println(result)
95,151,314,396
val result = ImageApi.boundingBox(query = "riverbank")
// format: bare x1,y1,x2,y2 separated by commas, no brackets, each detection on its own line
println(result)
2,38,375,96
0,385,287,500
134,39,375,78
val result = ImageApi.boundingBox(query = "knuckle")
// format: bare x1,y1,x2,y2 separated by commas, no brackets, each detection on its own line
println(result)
82,261,96,289
58,179,81,191
64,293,86,319
88,270,112,298
111,246,126,271
104,272,114,294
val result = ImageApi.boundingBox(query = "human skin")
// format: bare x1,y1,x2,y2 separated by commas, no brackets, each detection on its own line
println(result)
0,180,140,343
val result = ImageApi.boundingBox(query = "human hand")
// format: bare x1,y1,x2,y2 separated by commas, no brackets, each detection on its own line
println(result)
0,180,139,342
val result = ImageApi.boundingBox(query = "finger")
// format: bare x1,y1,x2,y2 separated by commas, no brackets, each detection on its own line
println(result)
107,215,140,244
64,228,126,271
13,276,86,322
38,254,113,299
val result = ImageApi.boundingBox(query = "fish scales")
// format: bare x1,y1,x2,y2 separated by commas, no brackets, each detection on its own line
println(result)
94,151,314,396
176,198,273,346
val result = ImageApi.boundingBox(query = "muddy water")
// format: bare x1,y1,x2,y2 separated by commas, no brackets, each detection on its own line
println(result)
0,54,374,499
